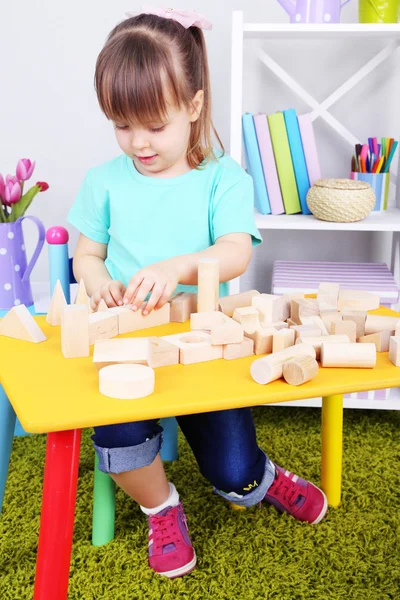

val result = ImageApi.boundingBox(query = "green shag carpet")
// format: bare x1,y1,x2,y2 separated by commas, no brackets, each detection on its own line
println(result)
1,407,399,600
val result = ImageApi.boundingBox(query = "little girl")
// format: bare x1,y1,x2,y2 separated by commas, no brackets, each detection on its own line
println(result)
68,7,328,580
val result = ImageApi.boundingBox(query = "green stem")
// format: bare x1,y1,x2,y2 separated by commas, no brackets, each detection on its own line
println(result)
0,202,7,223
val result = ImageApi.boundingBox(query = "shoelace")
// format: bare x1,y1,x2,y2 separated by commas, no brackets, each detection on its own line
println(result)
150,510,180,550
270,472,302,508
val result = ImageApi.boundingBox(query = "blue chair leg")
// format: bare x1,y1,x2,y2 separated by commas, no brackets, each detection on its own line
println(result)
160,417,178,462
0,384,17,513
14,418,30,437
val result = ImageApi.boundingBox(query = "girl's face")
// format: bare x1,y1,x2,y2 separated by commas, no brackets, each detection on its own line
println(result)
113,91,203,179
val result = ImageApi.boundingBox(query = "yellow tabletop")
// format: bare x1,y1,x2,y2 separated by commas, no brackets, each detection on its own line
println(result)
1,308,400,434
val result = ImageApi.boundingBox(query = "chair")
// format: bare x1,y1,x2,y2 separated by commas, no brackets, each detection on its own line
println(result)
0,226,178,547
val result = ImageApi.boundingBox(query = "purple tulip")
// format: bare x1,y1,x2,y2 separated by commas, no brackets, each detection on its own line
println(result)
0,174,4,200
4,179,22,205
16,158,35,181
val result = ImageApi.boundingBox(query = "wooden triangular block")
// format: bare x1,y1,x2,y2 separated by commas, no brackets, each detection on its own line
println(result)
46,280,67,326
0,305,47,343
96,299,109,312
74,278,92,311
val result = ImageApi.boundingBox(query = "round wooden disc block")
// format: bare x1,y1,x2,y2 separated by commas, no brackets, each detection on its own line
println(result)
99,364,155,400
282,355,319,386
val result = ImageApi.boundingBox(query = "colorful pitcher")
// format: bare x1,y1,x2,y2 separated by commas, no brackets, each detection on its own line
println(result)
359,0,400,23
276,0,352,22
0,216,45,311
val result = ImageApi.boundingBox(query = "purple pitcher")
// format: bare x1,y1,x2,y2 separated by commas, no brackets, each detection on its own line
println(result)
0,216,45,310
276,0,352,22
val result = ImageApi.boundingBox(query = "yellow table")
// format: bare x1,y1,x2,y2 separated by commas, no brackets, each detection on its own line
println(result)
1,309,400,600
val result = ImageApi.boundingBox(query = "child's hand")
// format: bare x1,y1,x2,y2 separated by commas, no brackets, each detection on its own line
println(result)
123,263,180,314
90,280,126,310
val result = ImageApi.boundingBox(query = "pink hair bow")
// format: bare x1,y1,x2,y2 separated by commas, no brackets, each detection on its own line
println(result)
126,5,212,30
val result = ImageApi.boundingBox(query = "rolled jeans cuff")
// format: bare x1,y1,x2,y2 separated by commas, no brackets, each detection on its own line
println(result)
94,432,162,474
214,453,275,508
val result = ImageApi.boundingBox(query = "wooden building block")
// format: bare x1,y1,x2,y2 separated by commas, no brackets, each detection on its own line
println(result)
96,299,109,312
296,334,350,360
211,318,243,345
252,294,282,324
232,307,260,335
338,290,379,311
280,293,304,321
358,330,393,353
270,321,288,330
321,311,342,332
300,315,329,335
74,278,92,311
289,324,322,341
340,308,367,339
93,338,149,370
396,323,400,337
0,304,47,343
287,318,297,327
61,305,89,358
283,355,319,386
389,336,400,366
197,259,219,312
218,290,260,318
191,311,228,331
365,315,400,336
317,282,340,309
290,298,320,325
223,337,254,360
88,312,119,345
99,364,155,400
148,337,180,368
320,342,376,368
170,292,197,322
46,280,67,326
272,328,295,353
161,331,223,365
109,303,170,334
330,319,357,343
245,327,277,355
250,343,316,385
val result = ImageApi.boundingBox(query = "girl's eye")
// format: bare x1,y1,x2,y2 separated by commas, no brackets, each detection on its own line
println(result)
150,126,165,133
115,125,129,131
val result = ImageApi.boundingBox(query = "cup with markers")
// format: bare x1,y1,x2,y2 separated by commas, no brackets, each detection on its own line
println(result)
350,137,398,211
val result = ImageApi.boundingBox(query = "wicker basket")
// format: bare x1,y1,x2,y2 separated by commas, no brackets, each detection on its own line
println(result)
306,178,376,223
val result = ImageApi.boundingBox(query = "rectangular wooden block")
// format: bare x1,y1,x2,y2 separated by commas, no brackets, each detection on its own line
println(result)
289,324,322,341
88,312,119,345
341,308,367,339
252,294,282,324
291,298,320,325
331,319,357,343
211,318,243,345
245,327,277,355
272,328,295,353
297,334,350,359
190,311,228,331
317,282,340,309
365,315,400,335
358,330,393,352
223,337,254,360
93,337,149,370
321,311,342,332
170,292,197,323
197,259,219,312
338,290,380,311
299,315,329,335
109,303,170,334
218,290,260,317
232,306,260,334
61,305,89,358
148,337,180,368
389,336,400,366
161,331,223,365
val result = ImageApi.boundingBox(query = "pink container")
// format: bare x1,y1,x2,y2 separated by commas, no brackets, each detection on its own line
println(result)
277,0,352,23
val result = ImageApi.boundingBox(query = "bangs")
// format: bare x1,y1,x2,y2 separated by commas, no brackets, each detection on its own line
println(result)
95,32,185,126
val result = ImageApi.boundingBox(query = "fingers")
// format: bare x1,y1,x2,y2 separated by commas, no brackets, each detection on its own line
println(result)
109,281,126,306
142,282,167,314
90,290,101,311
130,278,155,311
123,275,144,305
153,281,176,311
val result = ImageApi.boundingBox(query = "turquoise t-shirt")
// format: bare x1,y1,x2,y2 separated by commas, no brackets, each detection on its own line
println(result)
68,152,262,297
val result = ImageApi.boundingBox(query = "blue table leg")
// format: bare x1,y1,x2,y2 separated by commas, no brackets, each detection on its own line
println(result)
0,384,17,513
160,417,178,462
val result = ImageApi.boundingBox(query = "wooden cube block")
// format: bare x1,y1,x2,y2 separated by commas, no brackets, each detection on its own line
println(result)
61,305,89,358
272,328,295,353
211,318,243,345
252,294,282,324
317,282,340,309
148,337,180,368
232,307,260,335
191,311,228,331
358,330,393,353
341,308,367,339
223,337,254,360
161,332,223,365
245,327,277,355
109,303,170,334
389,336,400,366
321,311,342,332
338,290,379,311
330,319,357,343
93,338,149,370
290,298,320,325
218,290,260,318
170,292,197,323
88,312,119,345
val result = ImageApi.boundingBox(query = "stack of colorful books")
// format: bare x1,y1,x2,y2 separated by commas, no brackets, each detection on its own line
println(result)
242,110,321,215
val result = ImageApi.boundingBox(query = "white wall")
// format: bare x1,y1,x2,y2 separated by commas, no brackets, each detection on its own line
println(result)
0,0,397,291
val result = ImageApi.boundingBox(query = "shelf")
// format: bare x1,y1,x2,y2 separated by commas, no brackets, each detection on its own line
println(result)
255,208,400,231
243,23,400,39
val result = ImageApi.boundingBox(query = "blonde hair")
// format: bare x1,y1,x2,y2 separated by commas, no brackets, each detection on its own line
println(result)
95,14,224,169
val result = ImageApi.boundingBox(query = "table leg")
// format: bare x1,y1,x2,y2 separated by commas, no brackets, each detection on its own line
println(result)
0,384,16,513
321,394,343,508
34,429,81,600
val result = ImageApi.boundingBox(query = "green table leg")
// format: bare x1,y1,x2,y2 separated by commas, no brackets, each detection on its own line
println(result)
92,454,116,546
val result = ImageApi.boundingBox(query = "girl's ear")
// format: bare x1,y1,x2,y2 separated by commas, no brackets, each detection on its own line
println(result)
189,90,204,122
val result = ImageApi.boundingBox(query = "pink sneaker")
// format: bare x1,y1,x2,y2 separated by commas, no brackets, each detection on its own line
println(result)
264,463,328,524
148,502,196,578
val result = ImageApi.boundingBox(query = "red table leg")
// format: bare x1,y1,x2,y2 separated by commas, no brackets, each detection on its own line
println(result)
34,429,81,600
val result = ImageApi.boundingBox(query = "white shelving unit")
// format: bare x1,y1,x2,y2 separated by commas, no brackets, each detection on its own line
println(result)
229,13,400,409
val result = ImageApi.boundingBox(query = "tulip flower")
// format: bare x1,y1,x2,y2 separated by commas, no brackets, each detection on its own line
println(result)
0,174,4,200
36,181,49,192
6,174,18,186
16,158,35,181
4,180,22,205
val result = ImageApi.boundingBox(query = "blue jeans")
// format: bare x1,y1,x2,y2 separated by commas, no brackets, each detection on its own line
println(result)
93,408,275,508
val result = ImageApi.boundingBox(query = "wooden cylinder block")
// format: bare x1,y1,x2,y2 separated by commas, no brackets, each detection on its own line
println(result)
283,356,319,386
197,259,219,313
365,315,400,336
218,290,260,317
296,334,350,359
320,342,376,368
99,364,155,400
250,343,316,385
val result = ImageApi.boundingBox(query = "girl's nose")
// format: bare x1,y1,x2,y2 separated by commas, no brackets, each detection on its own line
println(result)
131,133,150,151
